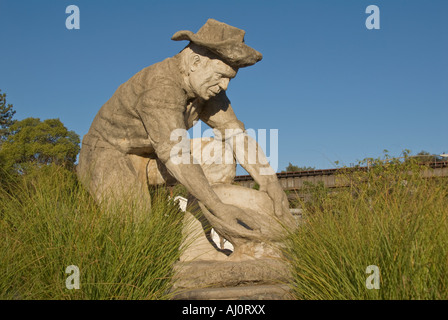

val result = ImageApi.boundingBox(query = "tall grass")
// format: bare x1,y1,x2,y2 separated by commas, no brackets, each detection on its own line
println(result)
0,164,185,300
286,157,448,299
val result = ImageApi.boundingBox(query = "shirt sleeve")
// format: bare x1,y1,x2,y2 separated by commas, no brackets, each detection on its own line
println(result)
136,85,188,162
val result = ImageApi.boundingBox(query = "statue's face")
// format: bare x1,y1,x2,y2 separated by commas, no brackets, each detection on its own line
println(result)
188,56,237,100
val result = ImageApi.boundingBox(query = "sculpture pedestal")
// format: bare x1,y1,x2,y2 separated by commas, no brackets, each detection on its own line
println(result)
171,211,294,300
171,259,293,300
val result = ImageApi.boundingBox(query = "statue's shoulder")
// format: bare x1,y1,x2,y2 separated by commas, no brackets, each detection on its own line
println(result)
139,57,173,75
129,56,183,91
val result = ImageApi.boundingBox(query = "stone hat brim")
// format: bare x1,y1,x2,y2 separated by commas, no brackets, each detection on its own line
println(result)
171,19,263,68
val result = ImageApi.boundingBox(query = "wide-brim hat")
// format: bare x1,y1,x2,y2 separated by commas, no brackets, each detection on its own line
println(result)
171,18,262,68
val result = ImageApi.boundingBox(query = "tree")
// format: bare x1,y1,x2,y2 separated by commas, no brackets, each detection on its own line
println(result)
0,89,16,142
0,117,80,173
282,162,315,173
414,150,433,163
409,150,446,164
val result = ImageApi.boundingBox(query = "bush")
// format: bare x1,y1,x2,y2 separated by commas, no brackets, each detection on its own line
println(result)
0,164,185,300
286,157,448,299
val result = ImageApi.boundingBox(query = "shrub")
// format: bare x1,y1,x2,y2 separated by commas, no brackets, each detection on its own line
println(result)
286,157,448,299
0,164,185,300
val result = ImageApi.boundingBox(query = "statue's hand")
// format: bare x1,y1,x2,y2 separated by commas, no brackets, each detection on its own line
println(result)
260,181,290,220
212,202,260,232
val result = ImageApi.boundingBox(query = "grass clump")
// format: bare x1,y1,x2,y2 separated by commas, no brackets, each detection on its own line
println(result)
0,164,185,300
286,155,448,299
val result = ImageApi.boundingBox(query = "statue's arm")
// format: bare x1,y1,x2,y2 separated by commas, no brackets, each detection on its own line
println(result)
200,92,277,187
137,89,263,234
200,92,291,219
136,90,223,210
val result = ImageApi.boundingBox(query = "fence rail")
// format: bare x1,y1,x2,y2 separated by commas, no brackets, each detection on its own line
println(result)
234,161,448,190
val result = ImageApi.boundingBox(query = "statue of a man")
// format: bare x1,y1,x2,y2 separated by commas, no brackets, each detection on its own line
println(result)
77,19,294,240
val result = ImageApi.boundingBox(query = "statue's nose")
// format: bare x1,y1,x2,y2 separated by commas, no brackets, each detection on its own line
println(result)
219,78,230,91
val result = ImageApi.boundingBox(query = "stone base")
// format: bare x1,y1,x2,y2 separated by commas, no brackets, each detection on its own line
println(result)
172,284,292,300
171,259,294,300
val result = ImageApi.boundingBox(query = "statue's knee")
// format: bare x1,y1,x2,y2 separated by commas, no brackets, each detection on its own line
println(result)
190,137,236,184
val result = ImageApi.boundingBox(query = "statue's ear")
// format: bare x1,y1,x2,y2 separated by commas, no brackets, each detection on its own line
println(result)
190,54,201,72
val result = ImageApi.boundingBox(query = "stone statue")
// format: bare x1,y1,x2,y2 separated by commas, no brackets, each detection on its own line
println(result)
77,19,296,260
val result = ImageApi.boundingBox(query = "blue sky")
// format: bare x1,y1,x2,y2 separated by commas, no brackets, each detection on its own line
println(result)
1,0,447,174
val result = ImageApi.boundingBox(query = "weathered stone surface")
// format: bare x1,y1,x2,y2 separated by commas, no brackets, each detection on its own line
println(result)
173,259,291,290
172,284,293,300
180,210,229,262
180,184,291,262
171,258,293,300
171,259,292,299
